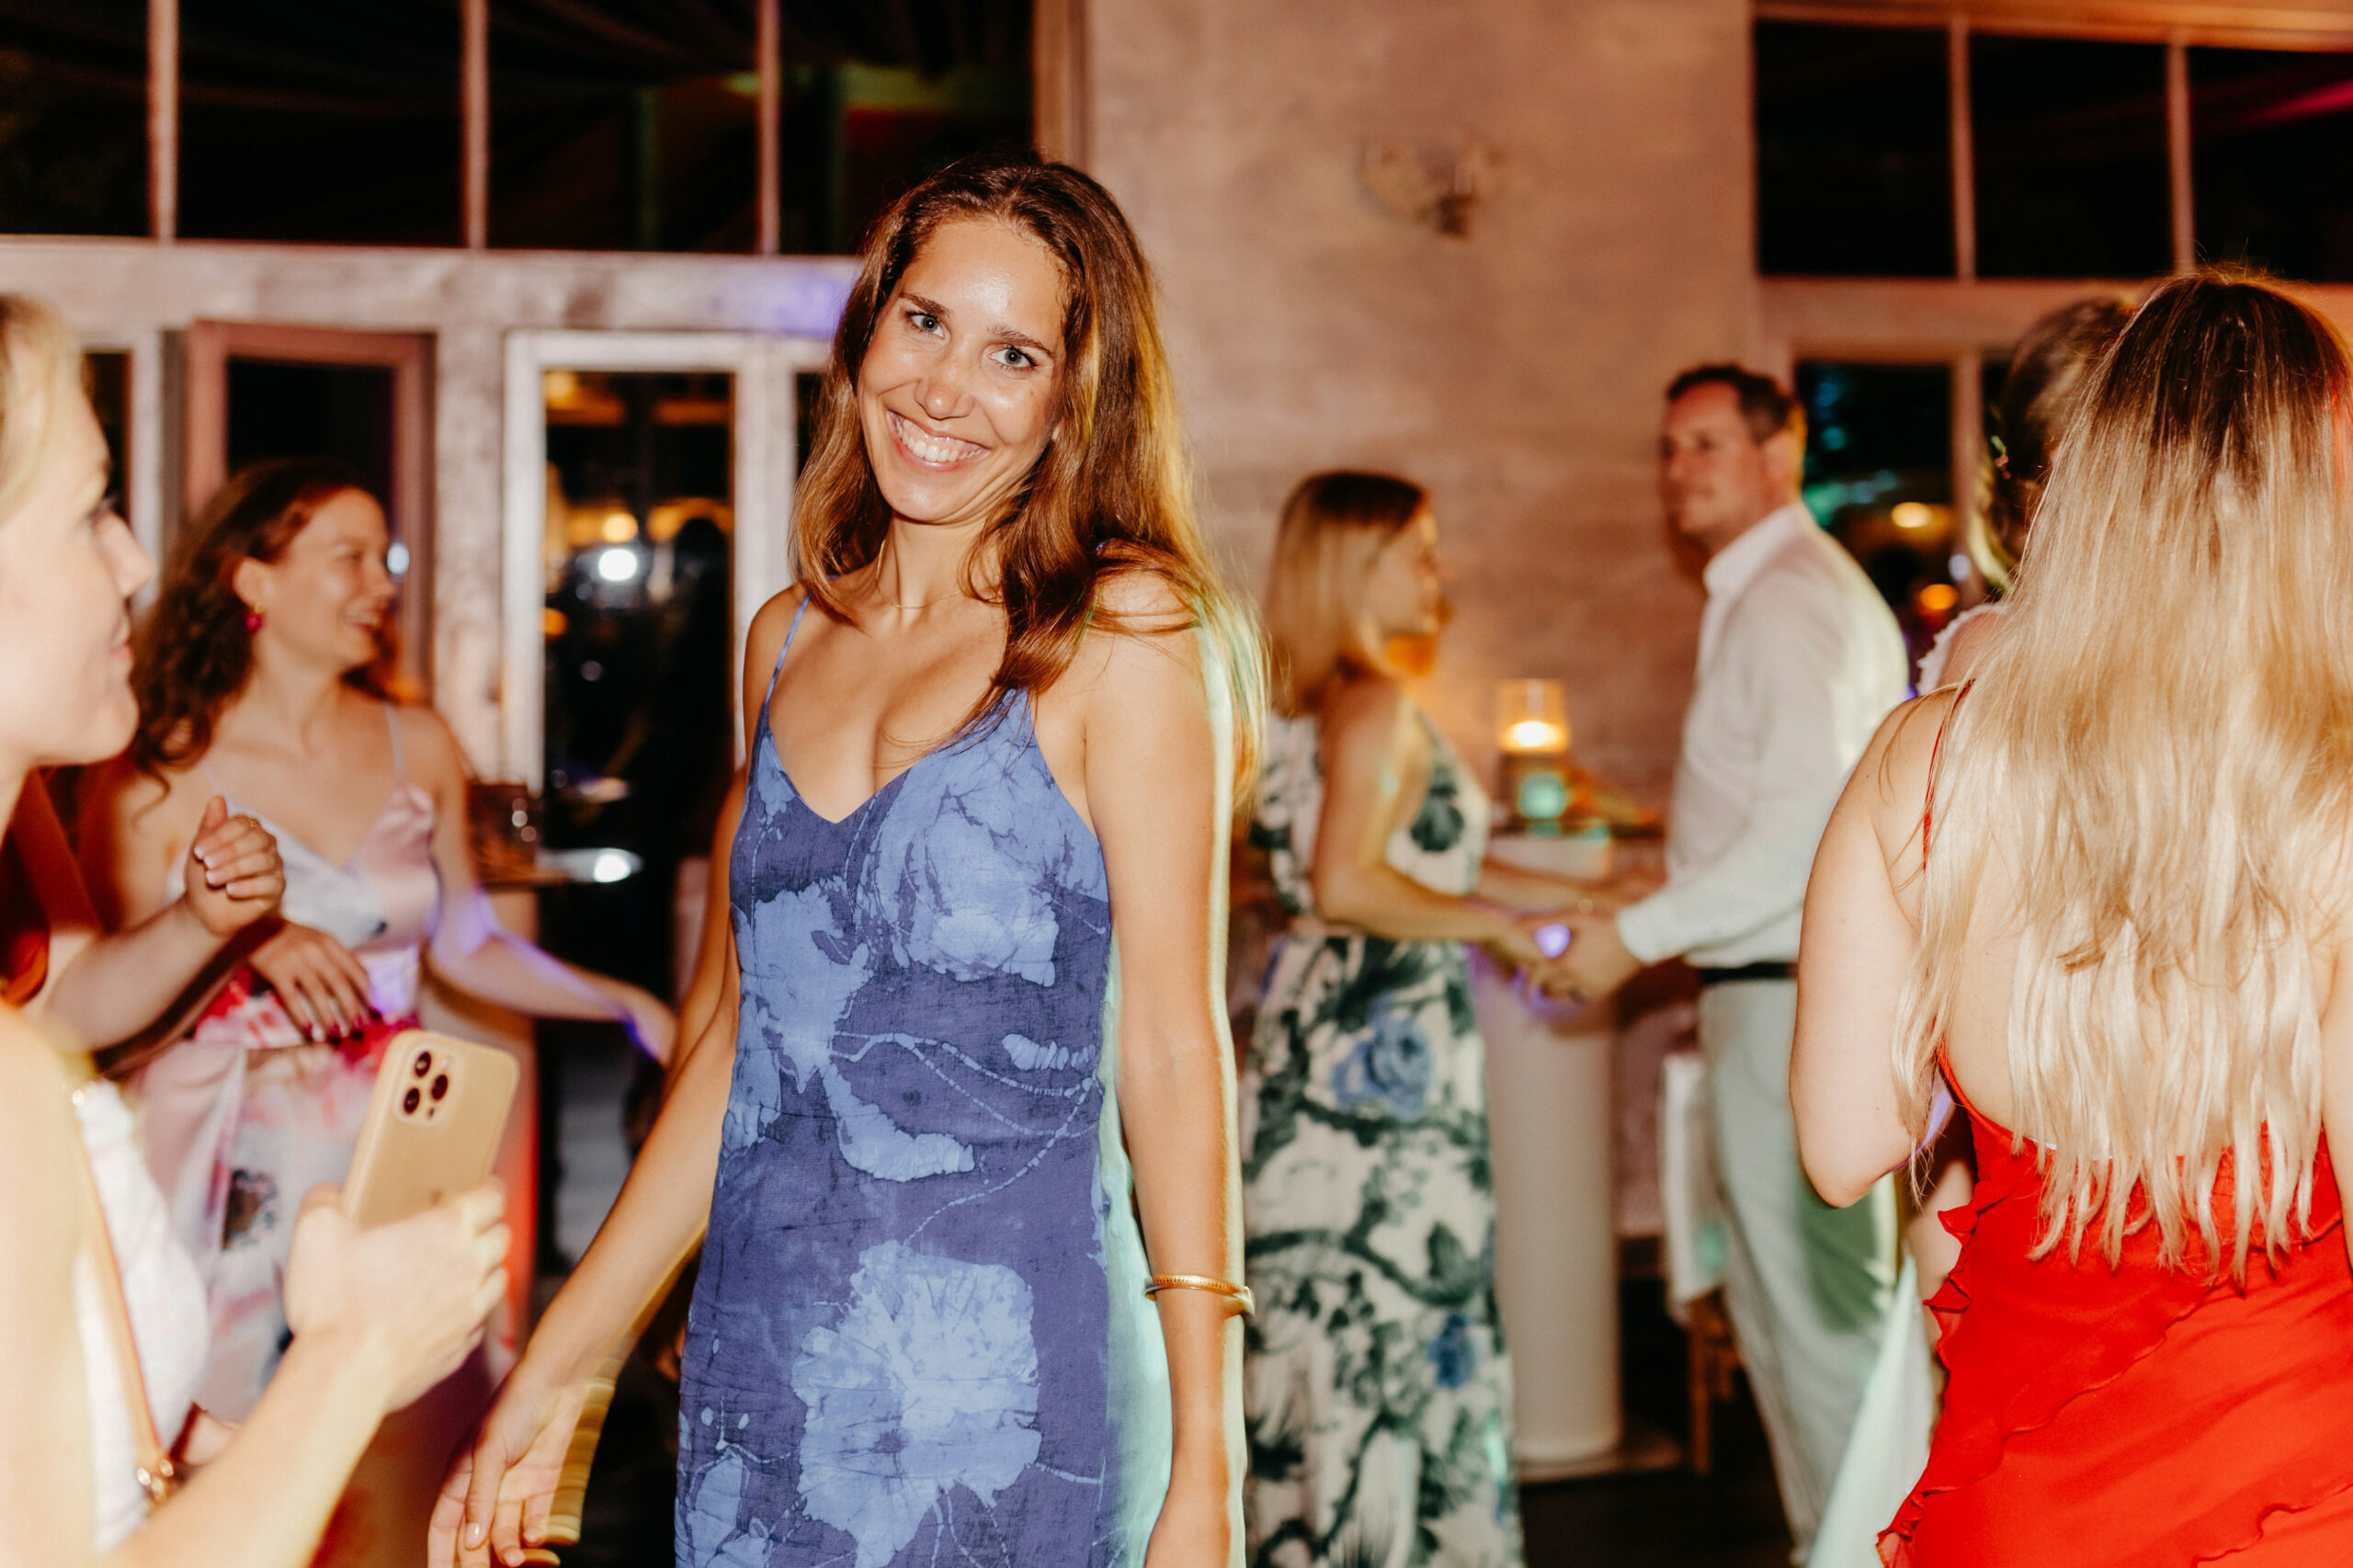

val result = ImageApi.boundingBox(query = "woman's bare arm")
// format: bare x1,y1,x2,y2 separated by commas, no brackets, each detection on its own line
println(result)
402,709,676,1063
51,764,282,1049
0,1015,505,1568
431,596,798,1568
668,769,746,1085
1077,585,1245,1567
1472,855,1616,913
1791,698,1938,1207
1310,678,1546,961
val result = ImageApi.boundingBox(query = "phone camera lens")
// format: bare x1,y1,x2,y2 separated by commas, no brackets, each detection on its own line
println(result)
430,1074,449,1102
413,1052,432,1077
403,1086,422,1114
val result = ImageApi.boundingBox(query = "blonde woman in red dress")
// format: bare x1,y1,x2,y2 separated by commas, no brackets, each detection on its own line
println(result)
1795,272,2353,1563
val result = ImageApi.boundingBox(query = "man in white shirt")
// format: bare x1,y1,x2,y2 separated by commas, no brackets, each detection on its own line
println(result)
1562,365,1910,1556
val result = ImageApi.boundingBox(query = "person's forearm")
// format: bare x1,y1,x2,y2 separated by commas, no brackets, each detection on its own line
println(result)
427,936,630,1029
109,1325,399,1568
42,899,222,1049
1314,863,1522,947
1120,1022,1245,1516
1614,821,1817,964
517,1020,728,1381
1472,858,1610,913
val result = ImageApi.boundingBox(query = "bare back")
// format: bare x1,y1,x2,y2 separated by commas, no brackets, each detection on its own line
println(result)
1792,687,2353,1236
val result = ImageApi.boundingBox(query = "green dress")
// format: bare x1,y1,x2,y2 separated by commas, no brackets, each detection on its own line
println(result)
1241,707,1524,1568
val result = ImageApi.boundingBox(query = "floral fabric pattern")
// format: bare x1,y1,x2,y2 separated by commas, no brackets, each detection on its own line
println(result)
1242,709,1523,1568
678,606,1167,1568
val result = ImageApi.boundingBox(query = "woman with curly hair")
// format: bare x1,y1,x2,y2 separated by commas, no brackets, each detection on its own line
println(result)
0,290,508,1566
76,459,673,1562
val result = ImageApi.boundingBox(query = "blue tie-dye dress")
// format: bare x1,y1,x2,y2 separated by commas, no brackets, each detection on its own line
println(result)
676,598,1171,1568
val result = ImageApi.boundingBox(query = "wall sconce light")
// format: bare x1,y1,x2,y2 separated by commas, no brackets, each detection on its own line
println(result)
1358,138,1507,239
1497,678,1572,835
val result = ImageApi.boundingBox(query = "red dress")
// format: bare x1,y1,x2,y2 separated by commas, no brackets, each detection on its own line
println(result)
1881,1064,2353,1564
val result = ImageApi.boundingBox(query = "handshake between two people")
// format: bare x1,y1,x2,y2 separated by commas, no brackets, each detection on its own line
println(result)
1480,866,1662,1005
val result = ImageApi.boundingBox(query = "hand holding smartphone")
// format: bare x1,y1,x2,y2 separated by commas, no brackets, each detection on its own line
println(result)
342,1031,519,1229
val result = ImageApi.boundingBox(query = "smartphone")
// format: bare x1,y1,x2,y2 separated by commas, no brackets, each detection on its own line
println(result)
341,1030,518,1229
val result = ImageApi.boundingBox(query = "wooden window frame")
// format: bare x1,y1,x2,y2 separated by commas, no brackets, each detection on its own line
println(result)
498,329,830,787
183,321,437,689
146,0,1072,251
1753,2,2353,562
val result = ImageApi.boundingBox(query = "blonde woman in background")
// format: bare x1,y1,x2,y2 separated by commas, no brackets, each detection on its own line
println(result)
0,293,508,1564
1242,471,1609,1568
1797,272,2353,1562
1808,294,2142,1568
1916,295,2131,693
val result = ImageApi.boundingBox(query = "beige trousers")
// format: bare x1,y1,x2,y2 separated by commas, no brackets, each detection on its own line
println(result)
1699,977,1899,1560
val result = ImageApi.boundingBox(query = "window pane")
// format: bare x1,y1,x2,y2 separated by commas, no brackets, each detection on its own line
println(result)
771,6,1031,256
85,349,129,500
2192,47,2353,282
1756,21,1953,278
179,0,460,244
0,1,146,236
490,1,756,252
1798,360,1957,661
225,360,396,506
540,369,737,999
1972,36,2169,280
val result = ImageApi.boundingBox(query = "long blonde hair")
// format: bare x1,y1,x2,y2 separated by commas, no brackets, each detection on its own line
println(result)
1896,273,2353,1278
0,296,85,527
1262,471,1429,715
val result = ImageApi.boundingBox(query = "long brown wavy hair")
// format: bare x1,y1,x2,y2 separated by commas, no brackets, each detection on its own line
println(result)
130,458,392,780
794,149,1262,786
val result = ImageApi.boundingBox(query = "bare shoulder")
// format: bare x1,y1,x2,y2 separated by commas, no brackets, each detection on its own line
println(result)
0,1014,80,1259
1320,671,1407,737
389,699,473,784
1070,569,1203,698
79,750,199,845
745,583,812,682
79,752,171,824
1936,608,2006,689
1850,688,1960,859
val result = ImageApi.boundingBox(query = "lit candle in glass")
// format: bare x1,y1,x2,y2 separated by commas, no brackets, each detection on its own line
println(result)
1496,679,1573,835
1496,678,1570,756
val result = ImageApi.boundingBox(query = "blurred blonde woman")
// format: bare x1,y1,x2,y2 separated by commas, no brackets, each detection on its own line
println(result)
1795,272,2353,1563
1916,295,2131,693
1242,472,1606,1568
0,294,507,1563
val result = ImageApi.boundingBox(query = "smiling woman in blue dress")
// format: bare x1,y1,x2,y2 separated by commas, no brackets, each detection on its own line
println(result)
435,151,1264,1568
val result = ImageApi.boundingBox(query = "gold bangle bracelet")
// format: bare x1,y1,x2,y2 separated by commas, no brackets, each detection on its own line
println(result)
1143,1273,1256,1315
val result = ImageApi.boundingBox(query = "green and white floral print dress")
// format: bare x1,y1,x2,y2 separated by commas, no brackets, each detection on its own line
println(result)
1242,706,1524,1568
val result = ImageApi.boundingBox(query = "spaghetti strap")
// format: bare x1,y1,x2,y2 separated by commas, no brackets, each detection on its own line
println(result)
763,592,813,708
1921,680,1972,871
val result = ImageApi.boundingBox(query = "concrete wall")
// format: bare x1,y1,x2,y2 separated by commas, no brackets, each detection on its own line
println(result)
1089,0,1757,799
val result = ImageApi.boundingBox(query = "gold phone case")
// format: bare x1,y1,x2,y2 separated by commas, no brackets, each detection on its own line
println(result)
340,1029,518,1229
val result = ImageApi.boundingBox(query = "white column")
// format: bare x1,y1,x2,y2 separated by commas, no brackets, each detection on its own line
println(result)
1475,832,1620,1478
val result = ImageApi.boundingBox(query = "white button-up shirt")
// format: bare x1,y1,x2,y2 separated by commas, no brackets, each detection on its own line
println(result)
1615,502,1909,968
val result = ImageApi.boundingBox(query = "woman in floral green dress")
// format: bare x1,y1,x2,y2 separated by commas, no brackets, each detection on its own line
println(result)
1242,472,1604,1568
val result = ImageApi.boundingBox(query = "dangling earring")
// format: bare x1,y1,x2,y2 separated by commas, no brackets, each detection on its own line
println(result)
244,604,265,634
